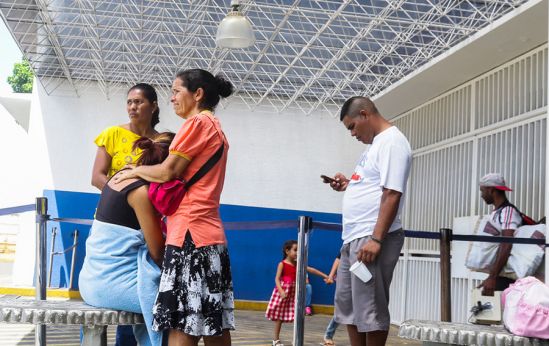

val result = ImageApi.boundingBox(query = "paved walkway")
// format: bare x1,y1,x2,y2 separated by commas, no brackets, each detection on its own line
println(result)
0,309,421,345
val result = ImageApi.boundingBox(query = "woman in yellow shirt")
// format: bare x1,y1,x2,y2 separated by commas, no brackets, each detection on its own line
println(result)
91,83,160,190
90,82,160,346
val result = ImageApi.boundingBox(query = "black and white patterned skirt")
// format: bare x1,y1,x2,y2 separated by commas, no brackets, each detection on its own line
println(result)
152,232,235,336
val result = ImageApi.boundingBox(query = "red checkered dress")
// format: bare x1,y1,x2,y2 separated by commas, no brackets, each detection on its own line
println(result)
265,261,296,322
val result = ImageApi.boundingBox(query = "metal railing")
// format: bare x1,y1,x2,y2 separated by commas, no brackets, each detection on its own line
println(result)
1,198,547,346
47,227,79,289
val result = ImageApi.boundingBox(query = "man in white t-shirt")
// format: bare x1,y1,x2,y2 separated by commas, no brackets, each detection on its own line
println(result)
323,96,411,346
478,173,522,296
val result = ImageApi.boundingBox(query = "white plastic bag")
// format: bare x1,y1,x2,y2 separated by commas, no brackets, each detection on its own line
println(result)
507,224,545,278
465,216,500,273
465,216,545,279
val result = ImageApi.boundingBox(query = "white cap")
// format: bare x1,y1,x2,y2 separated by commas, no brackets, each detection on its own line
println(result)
479,173,512,191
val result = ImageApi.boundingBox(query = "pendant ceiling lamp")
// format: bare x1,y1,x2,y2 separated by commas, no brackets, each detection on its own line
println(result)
216,0,255,49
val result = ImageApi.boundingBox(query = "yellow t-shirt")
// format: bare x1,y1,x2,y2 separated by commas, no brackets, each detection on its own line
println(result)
94,126,142,177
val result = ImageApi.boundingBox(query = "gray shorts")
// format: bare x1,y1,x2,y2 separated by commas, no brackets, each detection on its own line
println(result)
334,229,404,332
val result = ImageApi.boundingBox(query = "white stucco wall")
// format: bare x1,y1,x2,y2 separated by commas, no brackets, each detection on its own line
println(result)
33,81,366,214
0,99,38,208
0,91,43,287
3,81,370,286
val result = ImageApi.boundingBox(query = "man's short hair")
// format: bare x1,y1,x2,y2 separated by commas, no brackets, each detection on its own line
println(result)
339,96,379,121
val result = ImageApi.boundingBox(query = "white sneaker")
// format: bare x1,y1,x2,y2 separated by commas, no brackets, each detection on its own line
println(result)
272,340,284,346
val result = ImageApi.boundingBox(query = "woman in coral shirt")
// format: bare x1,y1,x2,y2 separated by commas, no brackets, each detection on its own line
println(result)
114,69,234,346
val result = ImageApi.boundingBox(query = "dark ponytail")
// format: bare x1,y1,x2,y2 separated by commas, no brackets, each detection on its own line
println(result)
215,75,233,98
175,69,234,111
151,108,160,128
128,83,160,128
133,132,175,166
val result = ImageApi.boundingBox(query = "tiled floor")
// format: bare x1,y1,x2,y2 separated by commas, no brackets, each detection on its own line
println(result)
0,309,421,345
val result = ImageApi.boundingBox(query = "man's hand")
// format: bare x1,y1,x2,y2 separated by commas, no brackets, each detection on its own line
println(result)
357,239,381,263
478,276,497,296
329,173,349,192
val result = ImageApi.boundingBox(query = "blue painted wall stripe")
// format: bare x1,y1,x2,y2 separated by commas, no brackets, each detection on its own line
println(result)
44,190,343,305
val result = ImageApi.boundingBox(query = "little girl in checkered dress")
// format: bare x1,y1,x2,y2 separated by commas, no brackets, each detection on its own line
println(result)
266,240,331,346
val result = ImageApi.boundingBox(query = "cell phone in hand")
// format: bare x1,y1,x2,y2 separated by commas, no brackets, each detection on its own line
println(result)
321,175,336,184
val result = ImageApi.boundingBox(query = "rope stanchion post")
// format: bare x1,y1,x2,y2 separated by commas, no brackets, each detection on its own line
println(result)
69,229,79,290
293,216,312,346
439,228,452,322
546,242,549,284
47,227,57,287
35,197,48,346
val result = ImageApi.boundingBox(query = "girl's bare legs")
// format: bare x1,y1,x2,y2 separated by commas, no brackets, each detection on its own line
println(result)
273,320,283,341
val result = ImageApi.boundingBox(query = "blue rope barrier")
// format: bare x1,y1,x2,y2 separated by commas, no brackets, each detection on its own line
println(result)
312,221,342,231
38,216,549,246
50,217,93,226
404,230,441,239
311,223,547,245
452,233,545,245
223,220,298,230
50,217,299,230
0,204,35,217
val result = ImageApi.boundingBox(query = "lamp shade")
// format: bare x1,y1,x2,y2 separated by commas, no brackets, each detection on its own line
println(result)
216,11,255,49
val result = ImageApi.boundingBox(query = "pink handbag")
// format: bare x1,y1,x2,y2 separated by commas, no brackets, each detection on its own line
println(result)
502,276,549,339
148,179,186,216
148,143,224,216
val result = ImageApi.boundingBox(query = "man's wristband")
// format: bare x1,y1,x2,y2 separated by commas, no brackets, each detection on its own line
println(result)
370,235,383,245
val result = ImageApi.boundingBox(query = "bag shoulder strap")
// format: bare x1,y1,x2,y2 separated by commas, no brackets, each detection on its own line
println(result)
185,113,225,189
498,201,539,225
496,201,517,224
185,143,224,188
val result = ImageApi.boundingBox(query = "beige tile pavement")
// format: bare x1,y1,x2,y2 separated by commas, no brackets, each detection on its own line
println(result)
0,309,421,345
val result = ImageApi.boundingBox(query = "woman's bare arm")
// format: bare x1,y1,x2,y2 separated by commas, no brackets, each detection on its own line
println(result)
127,185,165,266
275,262,286,298
91,147,112,190
113,154,190,184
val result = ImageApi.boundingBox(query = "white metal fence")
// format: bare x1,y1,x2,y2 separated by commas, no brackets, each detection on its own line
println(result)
390,44,547,323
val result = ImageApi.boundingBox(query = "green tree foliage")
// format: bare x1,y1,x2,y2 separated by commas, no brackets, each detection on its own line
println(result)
7,60,34,93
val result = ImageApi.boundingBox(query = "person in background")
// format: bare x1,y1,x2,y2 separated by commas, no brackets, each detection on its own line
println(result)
266,240,331,346
90,82,160,346
305,277,313,316
322,254,341,346
478,173,522,296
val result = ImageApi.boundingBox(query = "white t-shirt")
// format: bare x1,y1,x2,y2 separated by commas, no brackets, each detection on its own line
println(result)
342,126,412,244
487,204,522,234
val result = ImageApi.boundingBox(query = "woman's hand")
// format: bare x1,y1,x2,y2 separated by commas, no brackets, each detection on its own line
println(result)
279,289,287,299
112,167,138,183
